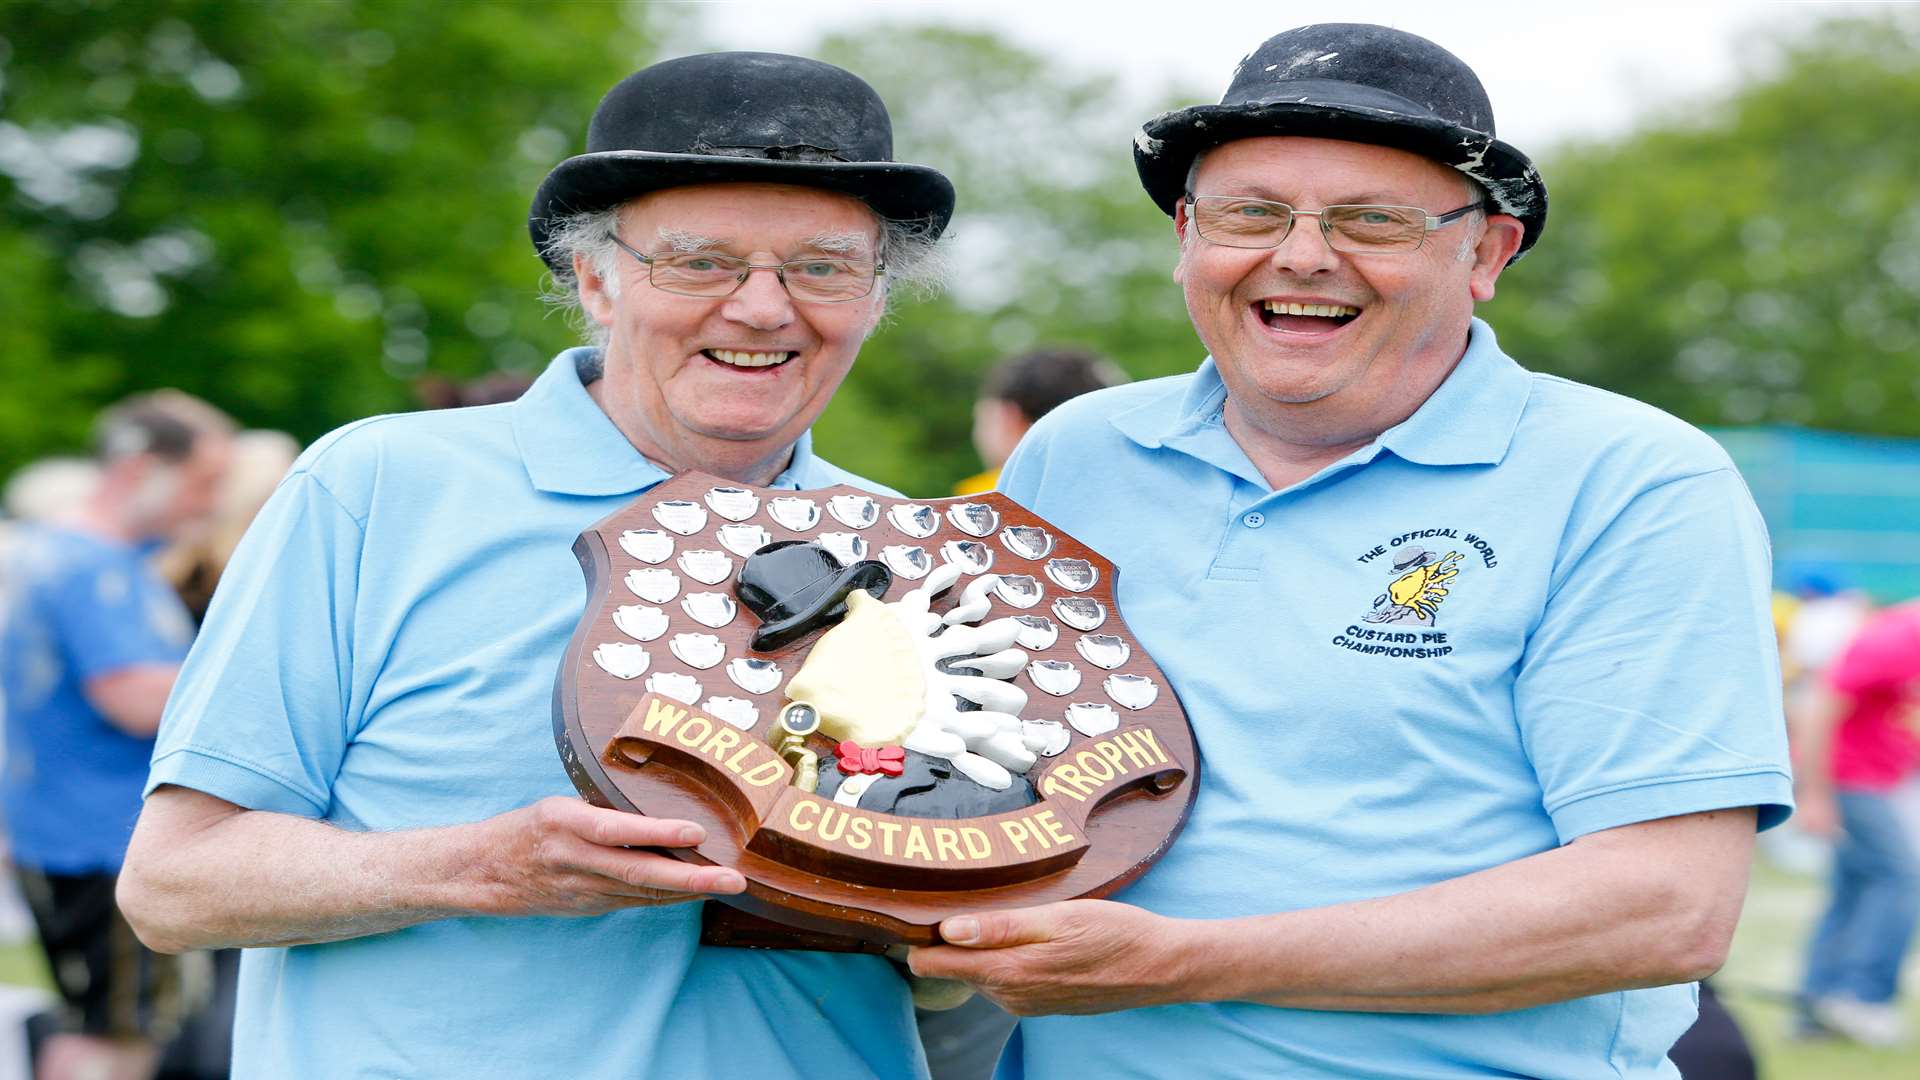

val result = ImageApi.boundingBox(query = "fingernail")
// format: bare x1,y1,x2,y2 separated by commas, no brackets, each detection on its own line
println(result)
943,917,979,943
714,871,745,892
678,825,704,844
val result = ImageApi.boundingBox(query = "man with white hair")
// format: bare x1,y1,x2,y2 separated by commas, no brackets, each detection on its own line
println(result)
117,53,952,1078
911,24,1792,1079
3,390,232,1080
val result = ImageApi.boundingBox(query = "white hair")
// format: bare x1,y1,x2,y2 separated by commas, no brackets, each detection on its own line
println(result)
538,201,949,347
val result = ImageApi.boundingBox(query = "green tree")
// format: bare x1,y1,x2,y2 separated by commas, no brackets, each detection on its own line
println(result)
0,0,663,472
805,25,1202,496
1485,14,1920,435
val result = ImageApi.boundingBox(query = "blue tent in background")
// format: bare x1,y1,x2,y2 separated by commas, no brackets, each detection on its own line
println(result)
1712,427,1920,603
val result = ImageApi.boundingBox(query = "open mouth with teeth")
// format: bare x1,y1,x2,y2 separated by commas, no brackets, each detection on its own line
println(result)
1257,301,1361,333
703,348,796,370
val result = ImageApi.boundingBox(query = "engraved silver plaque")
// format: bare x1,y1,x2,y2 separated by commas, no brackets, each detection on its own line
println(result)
618,529,674,564
881,545,932,580
725,657,782,695
645,671,702,705
703,696,760,731
716,523,772,558
613,604,669,642
1028,659,1082,697
827,494,879,529
1012,615,1058,651
677,549,734,586
994,574,1043,609
704,486,760,522
1023,718,1071,757
625,568,681,604
767,496,821,532
681,592,737,629
1052,596,1107,632
1045,557,1098,593
940,539,994,575
592,642,650,681
947,502,999,538
816,532,869,566
670,632,725,670
1104,673,1158,710
1076,633,1131,670
651,500,708,536
1066,701,1120,738
1000,526,1054,560
887,503,939,538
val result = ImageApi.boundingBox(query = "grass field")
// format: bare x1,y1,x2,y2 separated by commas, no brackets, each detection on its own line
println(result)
1716,859,1920,1079
0,862,1912,1077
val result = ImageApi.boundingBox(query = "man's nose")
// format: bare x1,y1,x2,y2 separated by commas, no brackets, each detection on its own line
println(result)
1268,213,1341,276
722,266,797,330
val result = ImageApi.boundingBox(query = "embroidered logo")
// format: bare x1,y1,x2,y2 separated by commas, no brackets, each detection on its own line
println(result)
1364,546,1463,627
1333,528,1498,660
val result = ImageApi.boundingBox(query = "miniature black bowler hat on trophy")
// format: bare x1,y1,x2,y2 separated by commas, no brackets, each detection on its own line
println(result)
1133,23,1548,260
529,52,956,271
735,540,892,653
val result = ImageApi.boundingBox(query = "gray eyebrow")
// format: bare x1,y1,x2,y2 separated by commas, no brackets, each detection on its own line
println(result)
651,227,874,257
654,227,723,252
801,231,874,256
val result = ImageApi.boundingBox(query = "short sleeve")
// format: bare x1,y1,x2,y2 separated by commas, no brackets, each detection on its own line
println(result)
1516,467,1794,840
48,551,194,682
147,470,365,817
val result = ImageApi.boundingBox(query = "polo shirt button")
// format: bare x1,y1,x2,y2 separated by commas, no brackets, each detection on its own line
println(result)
1242,512,1266,528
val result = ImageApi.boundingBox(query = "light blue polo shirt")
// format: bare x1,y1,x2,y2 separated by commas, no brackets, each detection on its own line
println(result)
994,320,1792,1080
148,349,927,1080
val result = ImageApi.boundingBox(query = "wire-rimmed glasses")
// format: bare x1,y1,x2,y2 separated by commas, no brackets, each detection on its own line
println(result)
1185,194,1484,255
606,233,882,303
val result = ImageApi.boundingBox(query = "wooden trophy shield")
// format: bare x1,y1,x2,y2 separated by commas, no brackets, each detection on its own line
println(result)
553,472,1197,950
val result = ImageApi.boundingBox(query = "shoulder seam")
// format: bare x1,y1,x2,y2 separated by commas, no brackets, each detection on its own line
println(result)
285,469,371,531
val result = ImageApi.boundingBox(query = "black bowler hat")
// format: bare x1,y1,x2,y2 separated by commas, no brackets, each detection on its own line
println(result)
1134,24,1548,260
529,52,955,272
735,540,892,653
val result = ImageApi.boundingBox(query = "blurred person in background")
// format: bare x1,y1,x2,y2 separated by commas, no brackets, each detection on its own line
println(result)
1,391,232,1080
2,461,101,527
953,347,1127,495
1791,598,1920,1047
1782,573,1875,707
156,430,301,625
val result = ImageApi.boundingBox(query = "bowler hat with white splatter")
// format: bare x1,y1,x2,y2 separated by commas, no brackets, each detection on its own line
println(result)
1134,24,1548,260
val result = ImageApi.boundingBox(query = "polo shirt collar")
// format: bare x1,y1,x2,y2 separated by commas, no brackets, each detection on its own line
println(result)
513,347,824,496
1375,319,1531,467
1111,317,1530,475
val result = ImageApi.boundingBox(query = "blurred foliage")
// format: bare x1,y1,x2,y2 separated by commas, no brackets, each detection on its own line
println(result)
1,7,1916,497
0,0,662,469
805,25,1202,496
1484,14,1920,434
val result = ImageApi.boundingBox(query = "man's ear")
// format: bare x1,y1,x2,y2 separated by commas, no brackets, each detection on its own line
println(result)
575,252,617,328
1171,199,1192,285
1467,215,1525,303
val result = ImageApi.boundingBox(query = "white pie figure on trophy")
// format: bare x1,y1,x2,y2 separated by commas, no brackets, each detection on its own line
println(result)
784,561,1052,794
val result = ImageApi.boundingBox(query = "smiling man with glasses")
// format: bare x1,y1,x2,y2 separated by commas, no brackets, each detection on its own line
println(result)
117,52,953,1079
911,23,1793,1080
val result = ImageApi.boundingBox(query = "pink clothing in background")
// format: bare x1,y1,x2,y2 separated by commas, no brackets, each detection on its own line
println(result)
1828,601,1920,792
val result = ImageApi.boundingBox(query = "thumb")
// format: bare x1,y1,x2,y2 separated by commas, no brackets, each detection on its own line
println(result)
938,904,1065,949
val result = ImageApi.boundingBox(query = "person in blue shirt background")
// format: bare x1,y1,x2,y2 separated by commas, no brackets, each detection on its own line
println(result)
3,390,232,1080
114,52,956,1079
910,24,1793,1079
